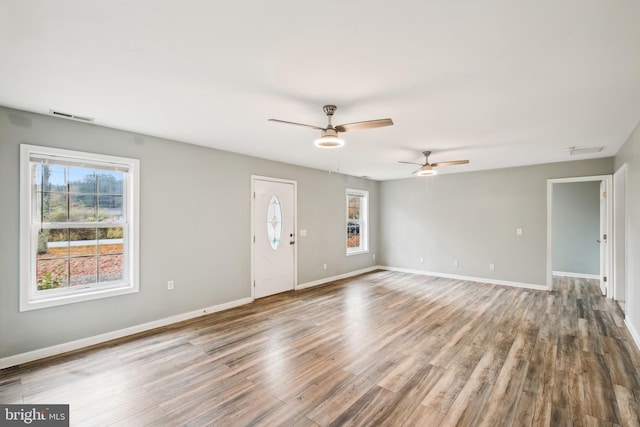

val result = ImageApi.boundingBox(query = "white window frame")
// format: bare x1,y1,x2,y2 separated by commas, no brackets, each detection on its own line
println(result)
19,144,140,311
346,188,369,255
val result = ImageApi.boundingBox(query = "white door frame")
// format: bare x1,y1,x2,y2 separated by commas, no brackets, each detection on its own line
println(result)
250,175,298,300
613,164,629,305
546,175,613,293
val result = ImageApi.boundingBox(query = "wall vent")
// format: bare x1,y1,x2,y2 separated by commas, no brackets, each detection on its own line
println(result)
566,146,603,156
49,110,95,122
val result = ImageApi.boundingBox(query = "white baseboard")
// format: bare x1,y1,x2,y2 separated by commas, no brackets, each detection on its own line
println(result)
552,271,600,280
297,266,381,290
379,266,548,291
0,297,253,370
625,318,640,352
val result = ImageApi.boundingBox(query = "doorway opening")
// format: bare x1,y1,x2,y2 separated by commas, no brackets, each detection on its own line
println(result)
547,175,612,294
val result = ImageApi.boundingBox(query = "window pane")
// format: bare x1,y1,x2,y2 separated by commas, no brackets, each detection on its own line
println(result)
37,229,68,260
98,195,123,222
68,169,96,194
98,227,124,255
97,172,124,195
98,254,123,282
348,195,361,220
39,192,68,222
347,221,361,248
38,164,67,192
36,259,69,290
70,256,97,286
70,194,97,221
69,228,98,257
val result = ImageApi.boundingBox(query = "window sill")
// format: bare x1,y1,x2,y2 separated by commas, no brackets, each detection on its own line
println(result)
346,249,369,257
20,283,138,312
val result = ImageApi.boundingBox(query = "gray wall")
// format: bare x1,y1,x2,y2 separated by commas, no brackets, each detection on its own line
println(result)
379,158,613,286
0,107,379,358
615,119,640,339
552,181,600,275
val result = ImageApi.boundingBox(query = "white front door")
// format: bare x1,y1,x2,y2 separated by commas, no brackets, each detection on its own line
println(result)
599,180,608,296
253,178,296,298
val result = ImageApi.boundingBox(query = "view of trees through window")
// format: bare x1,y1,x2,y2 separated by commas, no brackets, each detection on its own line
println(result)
347,194,361,249
35,164,125,290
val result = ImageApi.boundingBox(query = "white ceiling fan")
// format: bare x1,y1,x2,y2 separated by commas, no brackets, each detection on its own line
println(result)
269,105,393,148
399,150,469,176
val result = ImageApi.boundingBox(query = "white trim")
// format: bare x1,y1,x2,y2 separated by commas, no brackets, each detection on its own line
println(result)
251,175,298,298
552,271,600,280
380,266,547,291
297,266,380,290
546,175,613,294
625,318,640,352
0,297,253,370
613,164,629,306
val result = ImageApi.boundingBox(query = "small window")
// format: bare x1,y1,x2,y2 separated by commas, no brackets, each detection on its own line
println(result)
20,144,140,311
267,195,283,249
346,189,368,255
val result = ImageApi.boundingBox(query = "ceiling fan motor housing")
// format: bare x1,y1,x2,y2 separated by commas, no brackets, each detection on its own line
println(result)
323,105,337,116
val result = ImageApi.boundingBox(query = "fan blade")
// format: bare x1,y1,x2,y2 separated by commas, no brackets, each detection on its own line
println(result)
335,118,393,133
268,119,325,131
411,167,422,174
398,161,424,166
431,160,469,167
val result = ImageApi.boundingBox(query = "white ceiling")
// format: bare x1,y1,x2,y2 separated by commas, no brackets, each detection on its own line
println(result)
2,1,639,180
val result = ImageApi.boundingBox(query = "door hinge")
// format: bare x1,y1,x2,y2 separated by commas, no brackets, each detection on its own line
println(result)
253,280,256,287
253,235,255,243
602,191,607,198
253,191,256,199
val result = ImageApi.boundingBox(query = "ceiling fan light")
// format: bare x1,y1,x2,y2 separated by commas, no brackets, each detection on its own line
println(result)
314,136,345,148
417,167,437,177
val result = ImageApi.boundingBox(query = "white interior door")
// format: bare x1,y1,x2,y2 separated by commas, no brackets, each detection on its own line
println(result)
253,178,295,298
599,181,608,295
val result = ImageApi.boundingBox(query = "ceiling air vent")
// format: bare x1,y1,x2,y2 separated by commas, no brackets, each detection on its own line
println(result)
49,110,95,122
566,146,603,156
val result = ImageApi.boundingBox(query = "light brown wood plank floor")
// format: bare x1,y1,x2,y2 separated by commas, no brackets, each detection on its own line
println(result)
2,271,640,426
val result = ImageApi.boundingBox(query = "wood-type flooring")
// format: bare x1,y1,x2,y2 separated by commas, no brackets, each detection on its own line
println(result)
1,271,640,426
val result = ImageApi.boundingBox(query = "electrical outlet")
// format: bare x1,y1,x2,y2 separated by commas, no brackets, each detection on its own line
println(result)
419,257,424,264
516,227,523,236
454,259,459,267
323,264,327,270
489,264,495,271
372,254,376,260
168,280,174,290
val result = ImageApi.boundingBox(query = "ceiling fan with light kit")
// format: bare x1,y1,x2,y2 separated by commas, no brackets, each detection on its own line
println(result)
269,105,393,148
399,150,469,176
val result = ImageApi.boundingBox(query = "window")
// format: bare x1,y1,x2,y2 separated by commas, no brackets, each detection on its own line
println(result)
20,144,140,311
346,189,368,255
267,195,283,249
